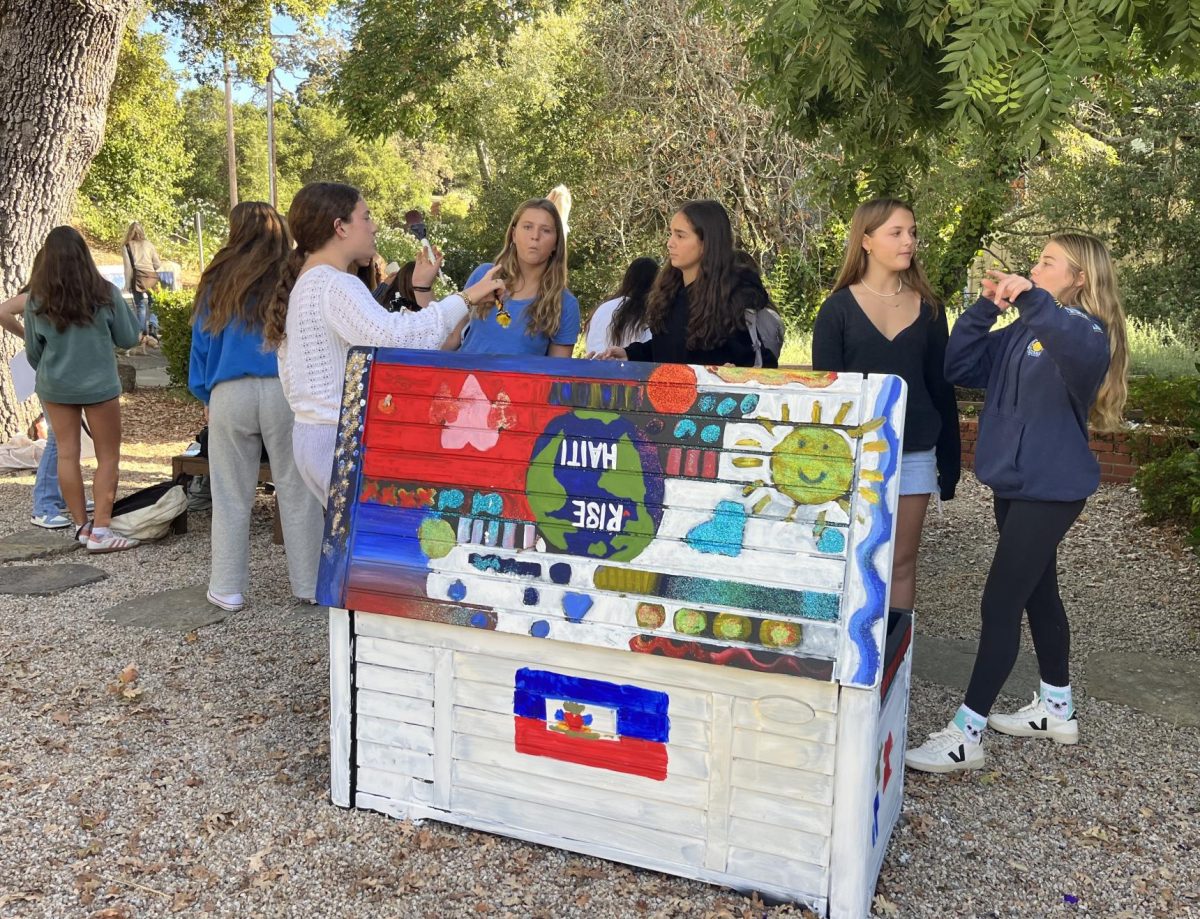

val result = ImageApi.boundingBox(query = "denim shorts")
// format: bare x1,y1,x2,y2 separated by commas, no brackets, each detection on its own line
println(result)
898,448,938,497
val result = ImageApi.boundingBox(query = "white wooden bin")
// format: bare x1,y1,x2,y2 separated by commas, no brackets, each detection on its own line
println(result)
320,350,913,918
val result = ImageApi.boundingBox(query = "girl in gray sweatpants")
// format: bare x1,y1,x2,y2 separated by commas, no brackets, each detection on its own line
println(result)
188,202,325,611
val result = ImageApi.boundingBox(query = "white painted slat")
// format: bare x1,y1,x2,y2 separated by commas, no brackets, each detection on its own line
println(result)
450,785,705,867
431,647,454,811
355,765,436,802
733,700,838,745
703,695,734,872
724,846,828,899
729,787,832,837
351,662,433,702
350,630,437,672
356,663,438,704
357,740,434,780
328,608,351,808
444,733,708,808
451,760,706,837
730,759,835,807
728,816,830,867
828,685,878,919
347,687,434,728
356,716,434,754
731,728,835,776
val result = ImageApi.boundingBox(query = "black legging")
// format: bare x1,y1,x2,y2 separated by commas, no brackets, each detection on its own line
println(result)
963,497,1086,716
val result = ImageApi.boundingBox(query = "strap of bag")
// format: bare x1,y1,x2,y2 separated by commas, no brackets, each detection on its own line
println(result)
744,308,764,368
125,244,139,293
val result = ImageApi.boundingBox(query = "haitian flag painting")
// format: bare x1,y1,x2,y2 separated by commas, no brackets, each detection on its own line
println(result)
512,668,671,781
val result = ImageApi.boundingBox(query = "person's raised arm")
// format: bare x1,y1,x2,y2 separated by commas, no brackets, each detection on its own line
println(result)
0,291,28,338
944,293,1006,388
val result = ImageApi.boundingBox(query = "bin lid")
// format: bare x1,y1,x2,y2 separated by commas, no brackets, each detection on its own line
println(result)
319,348,906,690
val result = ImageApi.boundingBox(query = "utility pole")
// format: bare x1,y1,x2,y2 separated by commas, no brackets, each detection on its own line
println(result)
195,212,205,269
266,66,277,208
224,56,238,209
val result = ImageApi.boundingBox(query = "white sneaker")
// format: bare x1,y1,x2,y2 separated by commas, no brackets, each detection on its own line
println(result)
988,694,1079,745
207,590,245,612
30,512,71,530
905,724,985,773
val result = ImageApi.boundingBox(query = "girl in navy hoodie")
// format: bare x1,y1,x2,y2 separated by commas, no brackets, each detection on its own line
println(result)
906,232,1128,773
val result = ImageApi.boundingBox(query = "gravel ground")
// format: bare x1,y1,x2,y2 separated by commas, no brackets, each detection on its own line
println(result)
1,391,1197,919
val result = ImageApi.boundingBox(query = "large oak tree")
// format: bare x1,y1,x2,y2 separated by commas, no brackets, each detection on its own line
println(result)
0,0,324,439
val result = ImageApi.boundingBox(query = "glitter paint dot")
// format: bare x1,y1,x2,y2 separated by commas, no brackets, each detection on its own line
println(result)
530,620,551,638
716,397,738,416
698,395,717,413
447,580,467,601
700,424,721,443
523,587,540,606
740,394,760,413
674,419,697,439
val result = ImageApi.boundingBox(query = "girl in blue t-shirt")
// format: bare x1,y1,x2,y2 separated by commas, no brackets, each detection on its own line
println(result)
456,198,580,357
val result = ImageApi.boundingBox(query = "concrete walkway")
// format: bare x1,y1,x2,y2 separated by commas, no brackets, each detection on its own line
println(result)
120,346,170,388
914,634,1200,728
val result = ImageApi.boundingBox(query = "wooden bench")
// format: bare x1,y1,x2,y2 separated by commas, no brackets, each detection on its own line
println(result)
170,454,284,545
320,349,913,919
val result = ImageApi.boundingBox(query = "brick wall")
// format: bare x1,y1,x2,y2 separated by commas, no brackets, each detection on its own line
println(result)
958,417,1141,484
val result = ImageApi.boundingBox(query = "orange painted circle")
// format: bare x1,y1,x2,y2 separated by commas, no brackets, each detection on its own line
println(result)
646,364,698,414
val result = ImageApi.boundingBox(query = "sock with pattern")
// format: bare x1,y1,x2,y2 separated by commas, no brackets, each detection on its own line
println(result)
1040,681,1073,719
952,704,987,745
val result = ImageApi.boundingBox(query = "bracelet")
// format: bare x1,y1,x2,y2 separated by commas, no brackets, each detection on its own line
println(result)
459,289,475,309
412,284,432,292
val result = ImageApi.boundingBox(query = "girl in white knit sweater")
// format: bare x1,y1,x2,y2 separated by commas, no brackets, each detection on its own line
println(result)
264,182,503,502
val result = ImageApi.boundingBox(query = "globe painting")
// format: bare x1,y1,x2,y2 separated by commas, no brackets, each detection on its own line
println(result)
527,411,664,561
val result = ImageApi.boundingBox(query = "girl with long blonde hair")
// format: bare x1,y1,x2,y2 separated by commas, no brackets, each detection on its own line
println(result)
906,232,1128,774
188,201,325,611
455,198,580,357
812,197,960,613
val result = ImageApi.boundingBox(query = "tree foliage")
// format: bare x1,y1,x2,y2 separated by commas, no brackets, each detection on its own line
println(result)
334,0,565,137
75,25,191,244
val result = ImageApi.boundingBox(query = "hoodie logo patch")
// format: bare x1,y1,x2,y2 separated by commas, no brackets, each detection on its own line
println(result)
1026,339,1044,357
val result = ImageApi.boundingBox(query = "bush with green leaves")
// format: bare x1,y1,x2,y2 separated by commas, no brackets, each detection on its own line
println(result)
154,289,196,392
1131,369,1200,550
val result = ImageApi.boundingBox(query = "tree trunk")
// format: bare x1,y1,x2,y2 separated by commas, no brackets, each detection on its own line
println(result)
927,152,1025,306
224,57,239,209
0,0,135,441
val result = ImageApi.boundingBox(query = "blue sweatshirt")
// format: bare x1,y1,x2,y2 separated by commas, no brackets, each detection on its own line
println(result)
945,287,1110,502
188,297,278,404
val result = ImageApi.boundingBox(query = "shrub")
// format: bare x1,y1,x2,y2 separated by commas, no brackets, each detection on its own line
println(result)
155,289,195,391
1131,368,1200,550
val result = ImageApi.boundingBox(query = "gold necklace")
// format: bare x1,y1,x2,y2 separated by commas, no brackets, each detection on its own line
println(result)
861,277,904,298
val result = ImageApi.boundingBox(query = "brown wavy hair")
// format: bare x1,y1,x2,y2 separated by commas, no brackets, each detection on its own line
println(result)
644,200,742,350
194,202,292,335
832,197,939,312
491,198,569,338
263,182,361,348
28,226,115,333
1049,232,1129,431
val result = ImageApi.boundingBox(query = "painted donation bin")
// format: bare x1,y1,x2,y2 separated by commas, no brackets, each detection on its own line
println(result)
321,348,914,919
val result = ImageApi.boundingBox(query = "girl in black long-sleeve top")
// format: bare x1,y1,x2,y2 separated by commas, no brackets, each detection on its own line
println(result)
812,197,960,612
591,200,779,368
